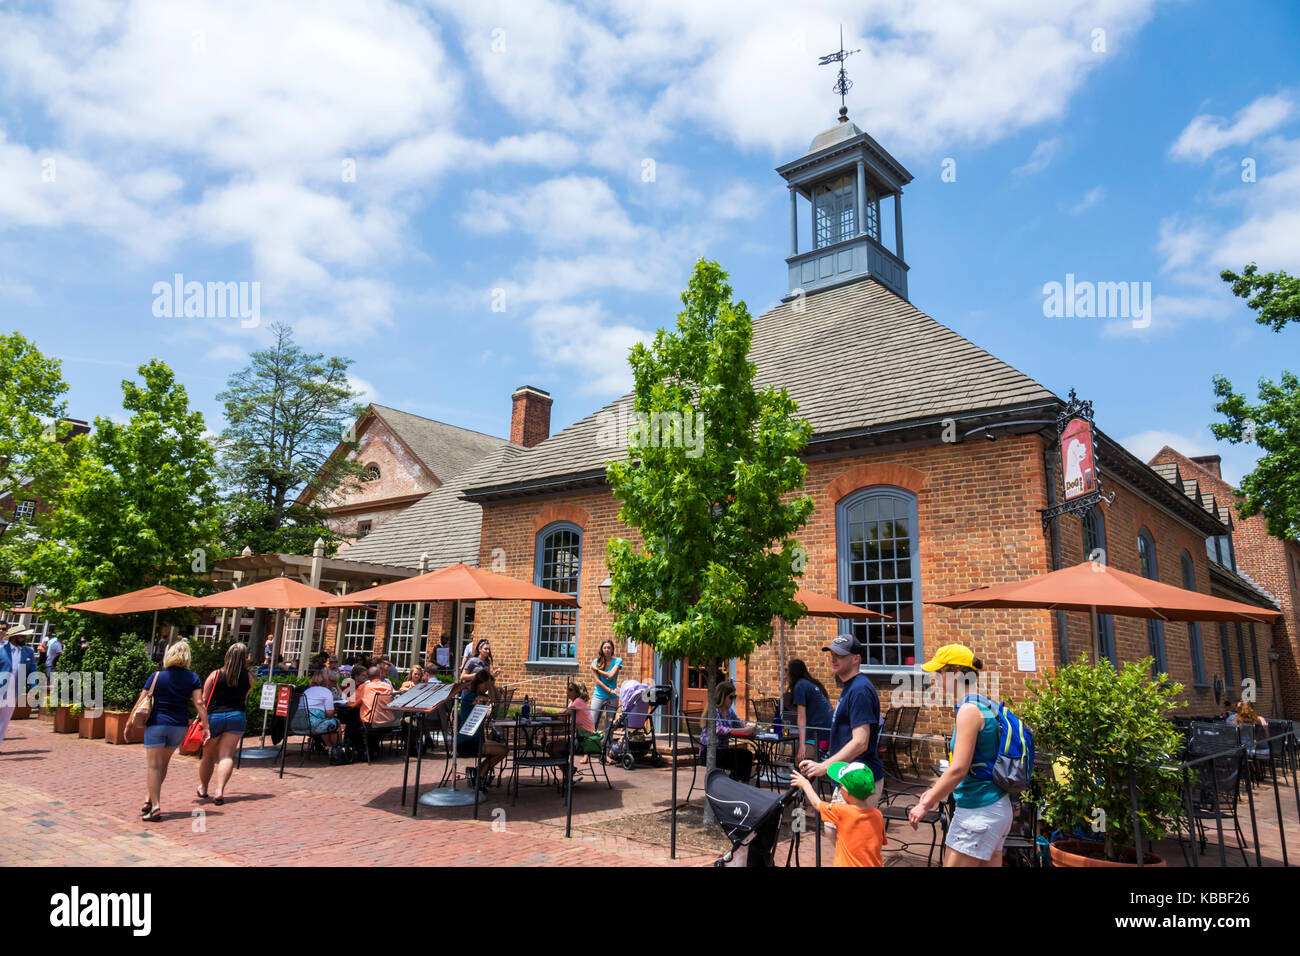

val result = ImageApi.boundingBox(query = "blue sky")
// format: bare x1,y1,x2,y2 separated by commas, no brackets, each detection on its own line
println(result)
1,0,1297,485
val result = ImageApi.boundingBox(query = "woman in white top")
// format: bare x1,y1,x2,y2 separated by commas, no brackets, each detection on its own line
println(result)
298,670,341,752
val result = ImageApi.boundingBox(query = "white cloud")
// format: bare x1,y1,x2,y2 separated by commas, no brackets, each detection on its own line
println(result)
348,374,380,404
528,302,649,394
460,176,642,245
1169,93,1294,162
1070,185,1105,213
1013,137,1062,176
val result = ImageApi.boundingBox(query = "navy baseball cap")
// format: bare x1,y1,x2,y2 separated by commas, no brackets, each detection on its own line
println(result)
822,634,866,657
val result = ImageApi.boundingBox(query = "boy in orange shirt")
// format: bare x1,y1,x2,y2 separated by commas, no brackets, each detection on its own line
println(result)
791,762,886,866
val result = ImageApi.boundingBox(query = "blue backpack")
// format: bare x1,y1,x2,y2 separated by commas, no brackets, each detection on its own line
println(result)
958,695,1034,796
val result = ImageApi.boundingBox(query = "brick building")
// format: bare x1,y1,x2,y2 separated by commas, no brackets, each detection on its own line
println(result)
1149,447,1297,717
301,403,505,549
331,111,1281,727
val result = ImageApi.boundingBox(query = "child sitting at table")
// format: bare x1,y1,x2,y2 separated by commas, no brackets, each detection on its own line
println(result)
547,681,601,756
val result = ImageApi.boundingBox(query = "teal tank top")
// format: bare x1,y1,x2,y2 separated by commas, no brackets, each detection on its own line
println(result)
952,699,1003,809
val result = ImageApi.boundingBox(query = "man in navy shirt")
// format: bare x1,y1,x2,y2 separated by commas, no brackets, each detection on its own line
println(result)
798,633,885,808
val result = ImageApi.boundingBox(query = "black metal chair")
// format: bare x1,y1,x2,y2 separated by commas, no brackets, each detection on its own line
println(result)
509,711,577,805
361,690,405,763
880,790,951,867
284,691,323,766
751,696,779,727
681,711,705,804
1184,723,1250,866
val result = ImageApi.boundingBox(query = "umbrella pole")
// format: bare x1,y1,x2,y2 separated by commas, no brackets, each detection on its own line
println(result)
1090,605,1099,665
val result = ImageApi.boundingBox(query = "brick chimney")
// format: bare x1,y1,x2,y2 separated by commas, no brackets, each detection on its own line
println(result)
1190,455,1222,480
510,386,552,448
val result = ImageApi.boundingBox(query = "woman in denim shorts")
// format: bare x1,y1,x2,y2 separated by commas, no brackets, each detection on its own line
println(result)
198,643,253,806
140,641,209,822
908,645,1012,866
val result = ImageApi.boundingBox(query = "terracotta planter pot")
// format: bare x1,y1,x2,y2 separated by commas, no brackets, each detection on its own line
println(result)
78,713,106,739
53,706,77,734
103,710,134,745
1050,839,1165,867
12,705,31,720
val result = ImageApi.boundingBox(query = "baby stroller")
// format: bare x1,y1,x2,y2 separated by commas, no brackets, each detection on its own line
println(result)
606,680,671,770
705,769,800,867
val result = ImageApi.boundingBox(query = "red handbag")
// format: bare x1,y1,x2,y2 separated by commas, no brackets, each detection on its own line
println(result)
180,672,216,755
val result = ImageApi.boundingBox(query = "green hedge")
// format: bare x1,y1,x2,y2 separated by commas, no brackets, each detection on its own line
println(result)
103,635,155,710
244,675,311,736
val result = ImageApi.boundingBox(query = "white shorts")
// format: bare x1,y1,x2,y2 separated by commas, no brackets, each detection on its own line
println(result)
946,795,1013,861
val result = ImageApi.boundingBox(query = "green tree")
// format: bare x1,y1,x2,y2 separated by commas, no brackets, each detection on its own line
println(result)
0,334,79,571
1211,371,1300,539
1211,262,1300,539
216,323,362,555
605,260,815,820
18,360,220,619
1221,263,1300,332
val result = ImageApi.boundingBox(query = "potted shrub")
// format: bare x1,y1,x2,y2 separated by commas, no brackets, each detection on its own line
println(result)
72,703,103,738
102,635,156,745
53,700,77,733
1021,656,1185,866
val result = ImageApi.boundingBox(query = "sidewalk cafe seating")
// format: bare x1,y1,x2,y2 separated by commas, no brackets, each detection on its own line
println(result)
508,709,577,804
362,695,405,763
681,707,706,804
1182,722,1250,866
879,787,952,867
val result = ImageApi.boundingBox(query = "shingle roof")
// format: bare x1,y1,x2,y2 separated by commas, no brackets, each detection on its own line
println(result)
1148,456,1227,525
463,279,1058,495
368,405,506,485
338,444,524,570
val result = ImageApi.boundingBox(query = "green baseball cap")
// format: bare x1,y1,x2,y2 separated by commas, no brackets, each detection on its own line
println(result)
827,761,876,799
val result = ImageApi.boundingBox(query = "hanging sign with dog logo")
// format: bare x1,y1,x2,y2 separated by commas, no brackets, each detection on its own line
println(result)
1060,416,1096,502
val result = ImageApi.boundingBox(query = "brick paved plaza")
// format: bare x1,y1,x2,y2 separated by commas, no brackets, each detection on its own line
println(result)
4,713,1298,868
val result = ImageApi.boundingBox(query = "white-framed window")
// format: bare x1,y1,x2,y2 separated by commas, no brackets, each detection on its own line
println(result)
531,523,581,663
386,602,428,671
357,520,372,538
341,608,376,661
282,613,306,663
14,499,36,522
837,487,922,671
362,463,381,482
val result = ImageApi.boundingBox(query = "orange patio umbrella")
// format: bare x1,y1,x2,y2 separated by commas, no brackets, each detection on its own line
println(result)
777,588,890,703
927,560,1281,664
331,563,578,607
67,585,196,614
194,576,351,610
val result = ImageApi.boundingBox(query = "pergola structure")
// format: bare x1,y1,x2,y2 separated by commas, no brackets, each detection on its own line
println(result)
203,544,420,673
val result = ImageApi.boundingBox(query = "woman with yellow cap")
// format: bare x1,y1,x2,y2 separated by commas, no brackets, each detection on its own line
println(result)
908,644,1012,867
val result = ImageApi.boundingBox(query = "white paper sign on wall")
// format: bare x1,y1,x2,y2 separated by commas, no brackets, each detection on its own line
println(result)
1015,641,1036,672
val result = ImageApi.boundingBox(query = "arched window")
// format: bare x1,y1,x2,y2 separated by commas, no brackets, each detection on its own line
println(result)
1137,528,1167,674
837,487,922,671
531,522,582,663
1181,550,1207,686
362,463,381,482
1081,506,1117,666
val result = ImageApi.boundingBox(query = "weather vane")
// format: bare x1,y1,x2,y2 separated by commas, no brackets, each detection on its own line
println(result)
818,26,860,121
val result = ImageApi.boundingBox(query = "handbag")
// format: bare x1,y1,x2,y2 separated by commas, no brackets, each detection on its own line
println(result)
180,671,217,755
126,672,160,742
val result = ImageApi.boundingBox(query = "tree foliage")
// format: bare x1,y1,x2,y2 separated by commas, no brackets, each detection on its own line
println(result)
0,333,79,550
1211,370,1300,540
605,260,815,814
16,360,220,618
1221,263,1300,332
216,323,362,555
